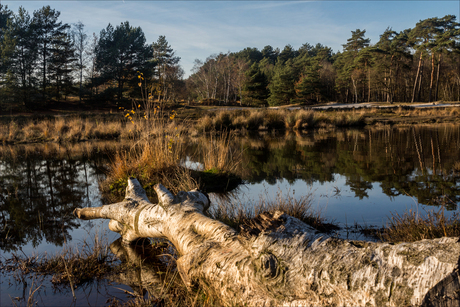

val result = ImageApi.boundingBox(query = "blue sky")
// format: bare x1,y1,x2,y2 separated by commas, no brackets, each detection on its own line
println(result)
4,1,459,77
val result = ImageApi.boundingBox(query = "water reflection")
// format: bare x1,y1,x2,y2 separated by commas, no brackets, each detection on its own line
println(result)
0,142,119,252
229,125,460,209
2,126,460,305
2,126,460,254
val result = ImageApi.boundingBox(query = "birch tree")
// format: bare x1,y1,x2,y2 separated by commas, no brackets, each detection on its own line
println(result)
74,178,460,307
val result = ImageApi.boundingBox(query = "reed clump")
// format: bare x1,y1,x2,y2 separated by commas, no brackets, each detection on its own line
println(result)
102,137,198,201
379,208,460,243
209,190,338,233
2,233,117,287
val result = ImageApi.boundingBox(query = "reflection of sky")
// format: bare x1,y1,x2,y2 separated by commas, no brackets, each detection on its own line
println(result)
222,174,457,230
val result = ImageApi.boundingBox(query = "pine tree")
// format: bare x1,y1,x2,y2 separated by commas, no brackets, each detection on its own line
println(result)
335,29,371,103
267,59,297,106
32,5,70,102
242,62,268,106
152,35,180,103
95,21,153,102
409,17,439,102
294,58,321,104
1,6,39,107
48,32,76,101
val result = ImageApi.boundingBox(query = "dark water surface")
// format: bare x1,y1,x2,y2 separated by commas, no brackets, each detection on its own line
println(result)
2,125,460,305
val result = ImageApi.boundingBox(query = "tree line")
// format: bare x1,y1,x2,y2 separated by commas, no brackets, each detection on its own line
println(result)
0,4,459,112
0,4,181,111
190,15,460,106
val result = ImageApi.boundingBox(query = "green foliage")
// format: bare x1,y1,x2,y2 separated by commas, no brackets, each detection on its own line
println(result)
95,21,153,102
1,6,460,112
267,59,297,106
242,63,269,106
294,58,321,103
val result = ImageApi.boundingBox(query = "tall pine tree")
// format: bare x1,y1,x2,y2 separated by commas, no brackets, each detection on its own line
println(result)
32,5,70,102
95,21,153,102
242,62,268,106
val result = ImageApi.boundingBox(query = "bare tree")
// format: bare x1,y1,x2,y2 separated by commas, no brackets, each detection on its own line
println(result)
71,21,88,102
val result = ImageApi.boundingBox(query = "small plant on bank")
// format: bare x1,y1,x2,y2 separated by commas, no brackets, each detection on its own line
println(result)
1,231,117,288
208,189,338,233
380,207,460,243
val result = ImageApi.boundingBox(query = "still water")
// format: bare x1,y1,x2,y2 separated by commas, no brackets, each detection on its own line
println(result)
1,125,460,305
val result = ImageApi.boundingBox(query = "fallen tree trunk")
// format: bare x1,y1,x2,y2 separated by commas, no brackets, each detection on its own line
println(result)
74,178,460,306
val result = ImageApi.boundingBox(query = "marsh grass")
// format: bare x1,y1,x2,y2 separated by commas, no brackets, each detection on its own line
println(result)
102,130,245,201
378,207,460,243
200,132,243,174
356,195,460,243
2,106,460,144
1,231,118,296
209,189,338,233
191,108,367,133
393,106,460,118
102,136,198,201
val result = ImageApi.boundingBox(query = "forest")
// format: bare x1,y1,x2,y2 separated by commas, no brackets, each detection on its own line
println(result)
0,4,459,112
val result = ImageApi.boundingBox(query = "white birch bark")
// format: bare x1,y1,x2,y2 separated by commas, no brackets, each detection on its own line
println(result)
74,178,460,307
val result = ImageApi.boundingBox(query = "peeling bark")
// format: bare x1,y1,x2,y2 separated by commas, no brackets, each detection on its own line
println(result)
74,178,460,306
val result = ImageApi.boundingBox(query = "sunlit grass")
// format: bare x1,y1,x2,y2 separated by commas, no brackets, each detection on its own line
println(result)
209,189,338,233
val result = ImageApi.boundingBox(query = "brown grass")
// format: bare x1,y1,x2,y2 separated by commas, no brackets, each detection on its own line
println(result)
2,105,460,144
209,189,338,233
102,136,198,201
379,207,460,243
2,231,116,287
200,132,243,174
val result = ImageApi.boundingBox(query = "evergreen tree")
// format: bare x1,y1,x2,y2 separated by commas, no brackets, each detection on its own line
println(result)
0,3,12,71
295,58,321,103
261,45,278,65
278,44,296,64
409,17,440,102
32,5,70,102
374,28,411,103
233,47,262,64
1,7,39,107
335,29,371,103
48,32,76,101
342,29,370,52
152,35,180,103
432,15,460,101
267,59,297,106
95,21,153,102
242,62,268,106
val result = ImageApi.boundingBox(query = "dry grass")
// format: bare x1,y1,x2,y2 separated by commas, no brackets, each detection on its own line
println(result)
200,132,243,174
2,105,460,144
209,189,338,233
1,231,116,287
102,136,198,201
0,116,126,143
379,207,460,243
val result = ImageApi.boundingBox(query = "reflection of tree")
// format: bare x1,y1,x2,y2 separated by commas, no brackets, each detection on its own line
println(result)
0,145,112,252
232,126,460,209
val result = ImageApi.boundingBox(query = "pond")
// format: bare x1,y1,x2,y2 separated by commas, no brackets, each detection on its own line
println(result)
2,125,460,306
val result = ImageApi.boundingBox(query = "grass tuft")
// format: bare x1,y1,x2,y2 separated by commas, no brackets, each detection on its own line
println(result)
379,207,460,243
209,190,338,233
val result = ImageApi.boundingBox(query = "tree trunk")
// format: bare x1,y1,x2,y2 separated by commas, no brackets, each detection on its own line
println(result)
429,52,435,102
435,54,442,101
412,53,423,103
74,178,460,307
